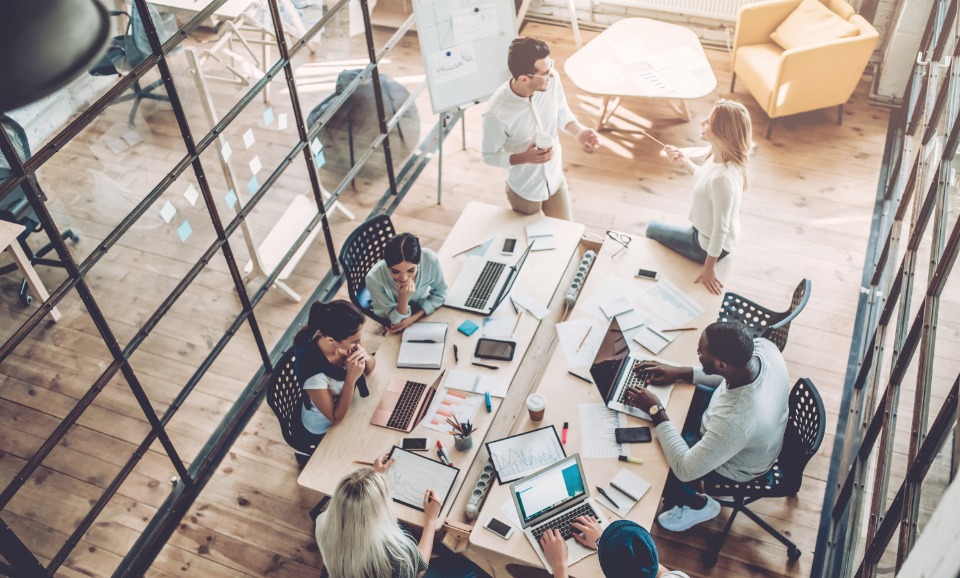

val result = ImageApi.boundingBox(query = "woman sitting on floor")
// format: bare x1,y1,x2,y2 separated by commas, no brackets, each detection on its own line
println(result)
366,232,447,334
315,455,486,578
646,99,752,295
292,300,375,466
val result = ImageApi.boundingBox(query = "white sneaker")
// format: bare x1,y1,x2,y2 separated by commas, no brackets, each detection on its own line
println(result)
657,496,721,532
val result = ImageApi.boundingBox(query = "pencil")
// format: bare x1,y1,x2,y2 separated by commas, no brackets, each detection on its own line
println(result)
512,309,524,335
662,327,697,332
353,460,374,466
638,128,667,148
576,325,593,352
453,242,483,257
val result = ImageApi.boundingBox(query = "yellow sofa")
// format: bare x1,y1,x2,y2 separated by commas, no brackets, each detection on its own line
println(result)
731,0,879,138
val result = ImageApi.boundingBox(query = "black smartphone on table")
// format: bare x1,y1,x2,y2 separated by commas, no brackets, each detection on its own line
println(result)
400,437,429,451
475,338,516,361
615,427,652,444
502,238,517,255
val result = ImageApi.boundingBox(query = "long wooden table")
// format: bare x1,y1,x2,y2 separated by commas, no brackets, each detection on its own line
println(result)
462,233,730,577
298,202,585,525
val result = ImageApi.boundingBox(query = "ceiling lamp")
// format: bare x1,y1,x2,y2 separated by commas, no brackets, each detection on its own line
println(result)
1,0,111,112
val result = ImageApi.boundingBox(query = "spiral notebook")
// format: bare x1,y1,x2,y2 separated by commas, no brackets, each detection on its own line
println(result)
397,322,448,369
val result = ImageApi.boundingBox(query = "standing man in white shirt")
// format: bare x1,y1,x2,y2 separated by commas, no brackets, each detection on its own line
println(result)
481,37,601,221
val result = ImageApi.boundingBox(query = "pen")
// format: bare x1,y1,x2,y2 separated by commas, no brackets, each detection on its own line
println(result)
454,344,459,364
618,455,644,465
610,481,639,502
484,391,492,412
353,460,374,466
567,371,592,384
596,486,620,509
472,362,498,370
427,493,442,505
576,325,592,352
407,339,436,343
562,421,568,444
662,327,697,332
436,441,453,466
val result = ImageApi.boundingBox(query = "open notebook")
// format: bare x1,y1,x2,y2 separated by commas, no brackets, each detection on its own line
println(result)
397,322,448,369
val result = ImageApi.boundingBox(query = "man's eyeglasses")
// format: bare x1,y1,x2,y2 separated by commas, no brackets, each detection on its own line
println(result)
606,231,632,256
525,58,555,79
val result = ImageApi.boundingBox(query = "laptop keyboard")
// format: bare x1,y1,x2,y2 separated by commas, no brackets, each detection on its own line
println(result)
465,261,506,309
531,503,600,543
615,362,651,405
386,380,427,429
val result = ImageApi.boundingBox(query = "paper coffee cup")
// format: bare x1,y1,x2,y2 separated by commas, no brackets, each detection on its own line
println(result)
535,135,553,150
526,393,546,422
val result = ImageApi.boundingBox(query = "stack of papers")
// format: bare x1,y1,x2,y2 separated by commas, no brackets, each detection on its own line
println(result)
525,222,556,251
397,322,448,369
595,468,651,517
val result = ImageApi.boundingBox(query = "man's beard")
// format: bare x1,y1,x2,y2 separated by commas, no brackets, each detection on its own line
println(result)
702,361,719,375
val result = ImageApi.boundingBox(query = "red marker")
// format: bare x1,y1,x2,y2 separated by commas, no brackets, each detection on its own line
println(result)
436,440,453,467
562,422,569,444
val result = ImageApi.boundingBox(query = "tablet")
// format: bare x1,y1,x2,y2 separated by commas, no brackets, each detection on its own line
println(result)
485,425,566,484
385,446,460,513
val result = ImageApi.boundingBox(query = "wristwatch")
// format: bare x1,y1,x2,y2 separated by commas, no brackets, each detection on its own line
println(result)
649,404,665,416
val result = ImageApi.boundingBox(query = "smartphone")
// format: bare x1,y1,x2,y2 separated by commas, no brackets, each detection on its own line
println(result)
636,268,660,280
484,517,515,540
475,338,516,361
502,238,517,255
400,437,429,451
615,427,652,444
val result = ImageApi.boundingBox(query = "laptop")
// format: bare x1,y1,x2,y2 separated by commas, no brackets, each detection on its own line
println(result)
445,242,533,315
589,318,673,421
370,370,445,432
510,453,608,574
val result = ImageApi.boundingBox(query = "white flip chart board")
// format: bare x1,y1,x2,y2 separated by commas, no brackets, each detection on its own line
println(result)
412,0,517,114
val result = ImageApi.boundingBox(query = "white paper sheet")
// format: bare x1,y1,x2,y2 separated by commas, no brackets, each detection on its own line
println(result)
578,404,625,459
428,42,478,85
511,292,550,320
636,278,704,328
482,316,517,339
600,297,633,319
488,427,565,483
556,317,606,379
499,497,522,529
451,3,498,43
443,368,510,398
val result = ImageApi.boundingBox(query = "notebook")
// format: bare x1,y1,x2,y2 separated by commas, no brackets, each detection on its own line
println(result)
397,322,448,369
525,221,556,251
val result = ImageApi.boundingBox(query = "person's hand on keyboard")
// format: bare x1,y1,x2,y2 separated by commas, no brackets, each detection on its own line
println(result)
539,529,568,577
569,516,603,550
634,361,684,385
624,386,662,414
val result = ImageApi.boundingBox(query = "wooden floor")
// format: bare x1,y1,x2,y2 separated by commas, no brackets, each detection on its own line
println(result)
6,11,954,578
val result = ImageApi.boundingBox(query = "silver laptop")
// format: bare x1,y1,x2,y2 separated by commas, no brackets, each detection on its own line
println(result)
445,242,533,315
589,318,673,421
510,454,608,574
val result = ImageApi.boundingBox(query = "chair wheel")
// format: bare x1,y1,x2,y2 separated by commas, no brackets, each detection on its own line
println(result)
788,547,802,561
20,294,33,306
67,232,79,243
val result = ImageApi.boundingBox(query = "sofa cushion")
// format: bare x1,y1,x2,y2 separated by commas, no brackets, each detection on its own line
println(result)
770,0,860,50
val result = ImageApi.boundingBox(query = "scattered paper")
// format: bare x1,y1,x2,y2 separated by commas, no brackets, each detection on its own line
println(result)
454,236,496,263
637,278,704,328
104,136,128,154
499,498,522,529
221,141,232,161
262,107,275,126
278,113,288,130
600,297,633,319
482,316,517,339
632,325,675,355
242,128,255,149
556,317,606,378
159,200,176,223
183,184,199,206
511,292,549,320
177,220,192,242
632,70,669,97
616,309,648,331
596,468,651,517
645,53,671,71
579,403,625,459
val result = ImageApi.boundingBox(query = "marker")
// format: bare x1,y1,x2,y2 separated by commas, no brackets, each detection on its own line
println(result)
472,362,498,370
436,441,453,466
562,422,569,444
596,486,620,509
484,391,492,412
454,344,459,364
618,455,644,465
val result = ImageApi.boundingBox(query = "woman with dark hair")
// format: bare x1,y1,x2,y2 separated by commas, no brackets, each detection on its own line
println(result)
366,232,448,334
292,299,376,465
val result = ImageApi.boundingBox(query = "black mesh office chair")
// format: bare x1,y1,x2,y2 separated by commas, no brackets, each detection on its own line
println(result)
716,278,811,351
89,4,176,127
0,114,78,306
338,214,396,328
703,377,826,565
265,348,316,457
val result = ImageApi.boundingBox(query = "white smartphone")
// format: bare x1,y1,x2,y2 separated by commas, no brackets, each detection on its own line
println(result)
502,238,517,255
400,437,430,451
483,517,514,540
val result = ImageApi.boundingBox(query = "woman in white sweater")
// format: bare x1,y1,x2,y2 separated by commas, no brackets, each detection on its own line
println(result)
645,99,752,295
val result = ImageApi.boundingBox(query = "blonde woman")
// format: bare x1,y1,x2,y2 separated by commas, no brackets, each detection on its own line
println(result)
646,99,752,295
315,456,485,578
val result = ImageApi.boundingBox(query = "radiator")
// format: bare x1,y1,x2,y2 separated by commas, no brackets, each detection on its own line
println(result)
593,0,764,21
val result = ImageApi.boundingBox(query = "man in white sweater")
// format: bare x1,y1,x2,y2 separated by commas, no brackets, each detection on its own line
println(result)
481,37,600,221
625,322,789,532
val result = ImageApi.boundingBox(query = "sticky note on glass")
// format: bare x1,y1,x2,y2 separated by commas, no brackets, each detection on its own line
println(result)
243,128,255,149
122,130,142,146
246,176,259,195
278,113,288,130
225,189,238,208
159,200,176,223
183,184,199,206
177,220,192,242
309,137,322,156
249,155,262,176
262,107,275,127
314,149,326,169
221,141,232,161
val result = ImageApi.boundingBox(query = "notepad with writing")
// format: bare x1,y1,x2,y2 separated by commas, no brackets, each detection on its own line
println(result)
397,322,448,369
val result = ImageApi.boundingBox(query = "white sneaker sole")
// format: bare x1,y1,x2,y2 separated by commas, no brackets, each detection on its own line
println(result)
658,498,721,532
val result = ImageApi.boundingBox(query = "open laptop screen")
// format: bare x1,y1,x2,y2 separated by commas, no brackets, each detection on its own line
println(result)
589,318,630,402
513,455,585,525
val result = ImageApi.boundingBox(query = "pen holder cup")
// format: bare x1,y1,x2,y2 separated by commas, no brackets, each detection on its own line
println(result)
454,434,473,451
